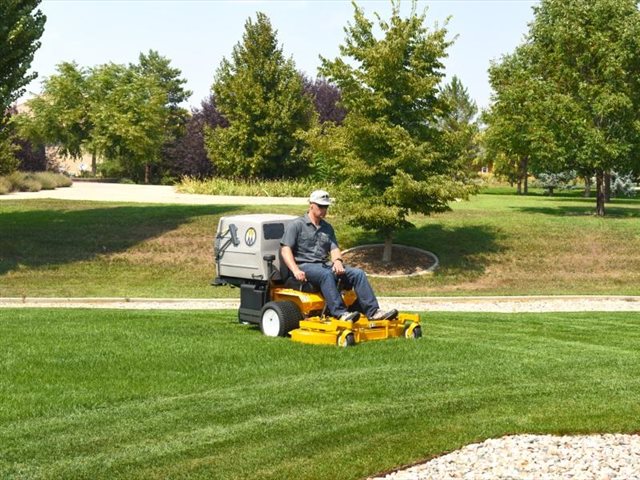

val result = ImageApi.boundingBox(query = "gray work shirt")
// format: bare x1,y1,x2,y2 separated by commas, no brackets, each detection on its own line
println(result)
280,213,339,264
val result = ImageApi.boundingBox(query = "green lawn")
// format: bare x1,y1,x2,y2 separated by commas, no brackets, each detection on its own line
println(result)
1,193,639,297
1,309,639,479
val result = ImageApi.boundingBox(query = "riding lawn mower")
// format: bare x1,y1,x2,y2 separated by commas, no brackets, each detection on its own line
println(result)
212,214,422,347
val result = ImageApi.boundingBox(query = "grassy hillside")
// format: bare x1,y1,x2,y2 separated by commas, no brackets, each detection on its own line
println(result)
0,193,639,297
1,309,639,479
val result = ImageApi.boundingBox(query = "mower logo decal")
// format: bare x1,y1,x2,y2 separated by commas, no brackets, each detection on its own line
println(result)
245,227,257,246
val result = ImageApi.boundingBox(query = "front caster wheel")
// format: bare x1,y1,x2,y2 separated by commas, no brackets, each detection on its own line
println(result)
412,325,423,338
405,323,422,339
337,331,355,347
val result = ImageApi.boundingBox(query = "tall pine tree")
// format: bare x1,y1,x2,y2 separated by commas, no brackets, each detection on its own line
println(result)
438,76,480,177
207,13,313,179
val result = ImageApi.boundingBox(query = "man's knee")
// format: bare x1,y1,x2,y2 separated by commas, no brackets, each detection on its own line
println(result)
347,267,366,281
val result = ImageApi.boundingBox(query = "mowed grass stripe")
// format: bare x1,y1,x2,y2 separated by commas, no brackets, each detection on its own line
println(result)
1,309,640,479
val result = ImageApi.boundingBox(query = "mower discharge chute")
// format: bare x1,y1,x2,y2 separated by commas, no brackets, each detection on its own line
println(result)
213,214,422,346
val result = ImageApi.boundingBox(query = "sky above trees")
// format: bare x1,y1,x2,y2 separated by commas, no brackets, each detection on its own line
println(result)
22,0,537,110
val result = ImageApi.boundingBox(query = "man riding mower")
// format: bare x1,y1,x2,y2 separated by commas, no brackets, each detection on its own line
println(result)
212,212,422,347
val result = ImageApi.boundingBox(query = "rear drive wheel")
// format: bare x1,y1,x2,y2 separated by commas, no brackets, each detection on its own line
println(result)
260,301,302,337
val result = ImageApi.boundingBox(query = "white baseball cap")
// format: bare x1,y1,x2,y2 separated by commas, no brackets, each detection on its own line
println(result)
309,189,332,206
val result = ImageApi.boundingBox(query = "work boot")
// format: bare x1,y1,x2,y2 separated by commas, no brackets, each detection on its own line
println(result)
339,311,360,322
370,309,398,320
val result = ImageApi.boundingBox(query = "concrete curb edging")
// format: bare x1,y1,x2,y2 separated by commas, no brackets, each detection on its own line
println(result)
1,296,639,313
0,297,239,310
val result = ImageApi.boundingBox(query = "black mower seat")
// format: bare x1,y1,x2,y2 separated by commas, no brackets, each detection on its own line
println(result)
282,277,320,293
277,252,322,293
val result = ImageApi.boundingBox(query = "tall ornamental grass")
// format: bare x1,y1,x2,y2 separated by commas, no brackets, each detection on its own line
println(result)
0,171,72,194
177,176,336,197
0,177,11,195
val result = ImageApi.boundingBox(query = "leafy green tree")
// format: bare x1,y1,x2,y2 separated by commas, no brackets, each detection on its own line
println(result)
88,63,167,182
483,48,537,194
0,0,46,116
527,0,640,215
316,0,475,262
18,62,95,169
438,75,480,176
483,45,568,195
19,53,189,182
135,50,191,108
134,50,191,138
131,50,192,182
207,12,314,179
0,0,46,173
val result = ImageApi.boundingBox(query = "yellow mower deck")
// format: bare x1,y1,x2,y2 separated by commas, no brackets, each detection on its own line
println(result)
271,287,421,346
290,312,421,346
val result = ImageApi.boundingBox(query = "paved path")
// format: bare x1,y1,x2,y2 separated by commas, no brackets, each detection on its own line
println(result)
1,295,639,312
0,181,307,205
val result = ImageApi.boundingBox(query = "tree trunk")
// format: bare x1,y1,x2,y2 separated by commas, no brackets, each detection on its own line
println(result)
583,176,591,197
516,179,522,195
604,171,611,202
382,237,393,264
144,163,150,184
595,170,606,216
522,156,529,194
91,152,97,176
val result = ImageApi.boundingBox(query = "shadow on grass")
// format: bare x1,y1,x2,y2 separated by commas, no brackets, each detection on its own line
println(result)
512,198,640,218
0,203,241,275
480,186,603,197
347,223,504,276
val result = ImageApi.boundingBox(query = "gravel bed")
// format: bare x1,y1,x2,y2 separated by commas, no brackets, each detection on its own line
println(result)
370,434,640,480
381,296,640,313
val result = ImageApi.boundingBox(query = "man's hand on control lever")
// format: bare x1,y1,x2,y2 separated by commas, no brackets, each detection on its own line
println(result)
332,259,346,276
293,268,307,282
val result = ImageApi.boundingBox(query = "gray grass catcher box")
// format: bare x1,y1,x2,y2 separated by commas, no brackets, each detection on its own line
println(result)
213,214,296,324
213,214,296,286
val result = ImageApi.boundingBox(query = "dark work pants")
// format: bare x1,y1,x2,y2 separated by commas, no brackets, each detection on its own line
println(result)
299,263,379,318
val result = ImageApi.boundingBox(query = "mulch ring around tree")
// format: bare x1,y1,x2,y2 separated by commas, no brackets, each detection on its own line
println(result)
342,244,439,278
